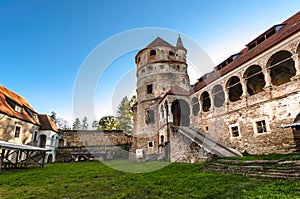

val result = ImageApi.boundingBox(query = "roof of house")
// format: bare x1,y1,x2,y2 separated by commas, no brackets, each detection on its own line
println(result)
146,37,175,48
158,85,190,104
0,85,40,125
193,11,300,92
38,114,58,132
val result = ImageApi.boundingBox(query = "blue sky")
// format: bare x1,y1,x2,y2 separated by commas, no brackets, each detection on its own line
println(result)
0,0,299,124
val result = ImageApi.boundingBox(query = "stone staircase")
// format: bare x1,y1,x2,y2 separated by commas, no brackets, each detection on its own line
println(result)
201,159,300,180
177,126,242,158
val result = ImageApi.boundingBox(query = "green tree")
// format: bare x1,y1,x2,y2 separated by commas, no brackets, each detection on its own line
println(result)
82,116,89,130
92,120,99,130
49,111,57,123
72,118,81,130
116,95,136,134
98,116,119,130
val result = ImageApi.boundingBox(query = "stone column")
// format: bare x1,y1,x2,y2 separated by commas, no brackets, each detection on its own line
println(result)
167,102,173,123
292,53,300,78
240,79,248,98
263,68,272,88
198,97,202,113
224,87,230,104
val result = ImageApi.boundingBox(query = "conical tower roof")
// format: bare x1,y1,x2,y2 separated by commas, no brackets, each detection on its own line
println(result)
176,35,186,51
146,37,174,48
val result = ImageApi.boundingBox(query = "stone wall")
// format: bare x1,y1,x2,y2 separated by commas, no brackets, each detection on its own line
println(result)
56,130,132,162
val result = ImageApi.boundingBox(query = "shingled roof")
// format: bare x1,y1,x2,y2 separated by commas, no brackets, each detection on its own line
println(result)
38,114,58,132
0,85,40,125
193,11,300,92
146,37,175,48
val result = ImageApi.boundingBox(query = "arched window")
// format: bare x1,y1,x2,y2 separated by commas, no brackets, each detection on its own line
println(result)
244,65,265,95
191,97,200,116
212,85,225,107
150,50,156,56
161,105,164,119
200,91,211,112
267,50,295,86
226,76,242,102
169,50,175,56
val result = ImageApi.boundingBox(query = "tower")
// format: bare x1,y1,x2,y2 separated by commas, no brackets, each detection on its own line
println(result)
131,36,190,160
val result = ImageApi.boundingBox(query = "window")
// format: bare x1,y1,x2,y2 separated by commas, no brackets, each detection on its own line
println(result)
33,131,38,141
169,50,175,56
230,126,240,137
147,84,153,94
146,110,155,124
253,118,270,134
15,105,22,113
14,126,21,138
150,50,156,56
148,141,154,148
256,120,267,133
192,97,200,116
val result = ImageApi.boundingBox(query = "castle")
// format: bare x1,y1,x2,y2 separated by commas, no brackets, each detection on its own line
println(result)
131,11,300,162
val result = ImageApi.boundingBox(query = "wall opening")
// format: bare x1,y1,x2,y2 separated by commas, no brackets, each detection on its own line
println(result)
39,134,47,148
200,91,211,112
268,50,295,86
227,76,242,102
171,99,190,127
212,85,225,107
244,65,265,95
150,50,156,56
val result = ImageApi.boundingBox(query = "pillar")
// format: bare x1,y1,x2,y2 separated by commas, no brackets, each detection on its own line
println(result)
292,53,300,77
167,102,173,123
263,68,272,88
224,87,230,104
240,79,248,98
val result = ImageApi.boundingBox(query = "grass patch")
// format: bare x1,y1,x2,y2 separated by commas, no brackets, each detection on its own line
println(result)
0,160,299,198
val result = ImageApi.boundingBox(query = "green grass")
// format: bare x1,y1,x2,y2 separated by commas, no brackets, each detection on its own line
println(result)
0,160,299,199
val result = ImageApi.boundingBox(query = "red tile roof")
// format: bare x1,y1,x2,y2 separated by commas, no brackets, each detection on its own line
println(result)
38,114,58,132
193,11,300,92
0,85,40,125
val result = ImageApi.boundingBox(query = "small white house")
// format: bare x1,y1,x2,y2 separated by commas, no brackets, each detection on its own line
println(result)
38,114,58,163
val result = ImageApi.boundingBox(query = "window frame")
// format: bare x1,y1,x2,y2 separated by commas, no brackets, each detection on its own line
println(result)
146,84,153,94
252,117,271,135
148,141,154,148
229,123,241,138
14,125,22,138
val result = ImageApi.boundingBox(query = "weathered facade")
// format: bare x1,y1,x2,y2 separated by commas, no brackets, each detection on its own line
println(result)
56,130,132,162
0,85,59,163
131,11,300,162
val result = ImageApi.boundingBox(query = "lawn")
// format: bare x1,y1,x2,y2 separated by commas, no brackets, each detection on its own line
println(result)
0,160,299,199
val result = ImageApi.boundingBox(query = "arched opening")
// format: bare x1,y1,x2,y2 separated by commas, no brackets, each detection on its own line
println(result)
200,91,211,112
244,65,265,95
39,134,47,148
160,105,164,119
293,114,300,152
226,76,242,102
150,49,156,56
212,85,225,107
191,97,200,116
47,154,53,163
268,50,295,86
160,135,164,144
171,99,190,127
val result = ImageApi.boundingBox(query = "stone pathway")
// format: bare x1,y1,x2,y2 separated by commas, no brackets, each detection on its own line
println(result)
200,159,300,180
